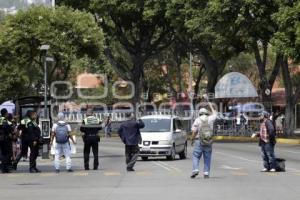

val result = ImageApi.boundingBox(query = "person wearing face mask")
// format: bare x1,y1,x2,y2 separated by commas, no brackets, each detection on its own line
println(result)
190,99,218,179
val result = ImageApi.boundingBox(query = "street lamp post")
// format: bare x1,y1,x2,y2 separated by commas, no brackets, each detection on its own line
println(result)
39,45,50,159
189,52,194,126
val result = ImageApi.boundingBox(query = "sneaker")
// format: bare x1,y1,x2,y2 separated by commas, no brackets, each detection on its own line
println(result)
190,171,199,179
204,172,210,179
261,168,268,172
270,168,276,172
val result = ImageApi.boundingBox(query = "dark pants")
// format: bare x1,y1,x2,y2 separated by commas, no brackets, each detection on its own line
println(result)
14,138,30,165
14,139,39,171
29,142,39,170
0,140,12,172
125,145,139,169
261,143,276,170
83,139,99,169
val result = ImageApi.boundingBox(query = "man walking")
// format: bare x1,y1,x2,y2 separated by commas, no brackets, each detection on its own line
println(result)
50,112,76,173
190,100,217,179
252,111,277,172
80,109,102,170
118,113,144,172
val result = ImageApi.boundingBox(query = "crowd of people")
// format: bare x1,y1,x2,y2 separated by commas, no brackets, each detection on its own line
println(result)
1,105,279,177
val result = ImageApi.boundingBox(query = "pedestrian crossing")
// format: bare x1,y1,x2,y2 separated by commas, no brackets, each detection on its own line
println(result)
2,166,300,178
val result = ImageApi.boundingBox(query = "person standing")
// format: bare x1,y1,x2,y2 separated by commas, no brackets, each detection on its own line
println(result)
26,111,42,173
118,113,144,172
13,110,32,169
50,112,76,173
0,109,13,173
252,111,277,172
104,116,112,138
190,100,217,179
80,109,102,170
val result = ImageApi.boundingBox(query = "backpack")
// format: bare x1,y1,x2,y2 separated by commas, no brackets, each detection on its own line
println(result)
55,123,69,144
199,117,213,146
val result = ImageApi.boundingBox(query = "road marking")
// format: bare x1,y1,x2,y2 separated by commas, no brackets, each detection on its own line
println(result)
73,172,89,176
6,174,25,178
231,171,248,176
221,165,243,170
215,151,260,164
152,161,172,171
41,173,56,177
265,173,278,176
157,161,182,172
104,171,121,176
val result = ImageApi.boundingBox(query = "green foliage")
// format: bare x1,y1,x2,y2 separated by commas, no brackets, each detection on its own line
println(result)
272,0,300,62
0,6,104,102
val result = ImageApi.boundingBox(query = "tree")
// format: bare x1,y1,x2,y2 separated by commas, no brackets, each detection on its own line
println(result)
272,0,300,135
0,6,104,101
59,0,174,113
166,0,246,94
232,0,282,107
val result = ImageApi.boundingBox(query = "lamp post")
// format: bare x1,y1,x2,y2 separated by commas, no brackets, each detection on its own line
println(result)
39,45,50,119
189,52,194,126
39,44,50,159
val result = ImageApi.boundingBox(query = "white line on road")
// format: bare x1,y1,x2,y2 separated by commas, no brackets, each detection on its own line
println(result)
151,161,172,172
215,151,260,164
221,165,243,170
157,161,182,172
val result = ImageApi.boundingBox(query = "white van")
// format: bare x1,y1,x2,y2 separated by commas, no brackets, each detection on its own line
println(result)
139,115,188,161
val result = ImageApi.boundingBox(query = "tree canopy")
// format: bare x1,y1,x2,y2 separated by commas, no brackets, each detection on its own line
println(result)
0,6,104,101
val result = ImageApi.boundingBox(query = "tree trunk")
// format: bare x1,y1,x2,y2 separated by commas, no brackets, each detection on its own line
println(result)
131,57,144,117
284,100,295,136
281,57,295,136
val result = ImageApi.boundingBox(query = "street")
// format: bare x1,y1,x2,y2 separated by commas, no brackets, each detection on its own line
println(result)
0,138,299,200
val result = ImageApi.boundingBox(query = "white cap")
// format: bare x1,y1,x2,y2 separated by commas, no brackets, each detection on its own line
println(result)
57,112,64,121
199,108,208,115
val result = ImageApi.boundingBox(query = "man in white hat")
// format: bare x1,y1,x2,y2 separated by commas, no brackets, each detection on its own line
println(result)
190,102,218,179
50,112,76,173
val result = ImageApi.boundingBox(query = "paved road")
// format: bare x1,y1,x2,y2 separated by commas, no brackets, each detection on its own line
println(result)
0,138,300,200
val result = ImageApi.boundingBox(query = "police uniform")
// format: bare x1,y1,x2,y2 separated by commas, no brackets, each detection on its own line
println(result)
13,117,31,168
80,116,102,170
0,116,13,173
26,120,41,173
14,117,41,172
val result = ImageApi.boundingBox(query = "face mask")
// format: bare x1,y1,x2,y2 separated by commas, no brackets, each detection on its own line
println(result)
200,115,208,122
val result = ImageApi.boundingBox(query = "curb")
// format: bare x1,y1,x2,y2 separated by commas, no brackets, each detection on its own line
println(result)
212,136,300,144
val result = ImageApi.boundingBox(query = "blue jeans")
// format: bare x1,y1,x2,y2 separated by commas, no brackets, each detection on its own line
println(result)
261,143,276,170
192,140,212,174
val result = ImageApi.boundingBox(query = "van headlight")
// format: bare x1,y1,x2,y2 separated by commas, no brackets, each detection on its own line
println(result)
159,140,171,145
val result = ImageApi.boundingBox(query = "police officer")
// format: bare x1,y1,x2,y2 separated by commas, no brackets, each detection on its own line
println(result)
14,110,42,173
13,110,32,170
0,108,13,173
27,111,42,173
80,108,102,170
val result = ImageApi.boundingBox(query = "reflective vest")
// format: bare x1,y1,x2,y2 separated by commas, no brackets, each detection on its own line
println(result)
0,116,6,125
83,116,100,125
21,117,31,128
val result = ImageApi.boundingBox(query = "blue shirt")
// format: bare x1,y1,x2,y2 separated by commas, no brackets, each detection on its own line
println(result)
118,119,145,145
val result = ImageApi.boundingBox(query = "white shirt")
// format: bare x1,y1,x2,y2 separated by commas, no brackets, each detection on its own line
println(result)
192,114,217,138
52,121,72,133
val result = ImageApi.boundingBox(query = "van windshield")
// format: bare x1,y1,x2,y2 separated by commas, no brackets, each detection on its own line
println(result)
141,118,171,132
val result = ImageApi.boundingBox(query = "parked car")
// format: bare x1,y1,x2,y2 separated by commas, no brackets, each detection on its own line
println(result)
139,115,188,161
